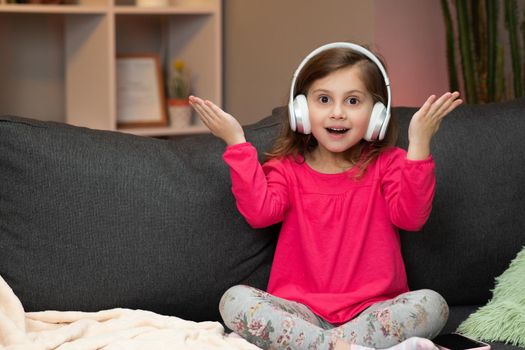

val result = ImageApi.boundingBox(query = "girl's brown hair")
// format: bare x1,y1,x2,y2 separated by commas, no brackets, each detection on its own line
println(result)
266,46,398,178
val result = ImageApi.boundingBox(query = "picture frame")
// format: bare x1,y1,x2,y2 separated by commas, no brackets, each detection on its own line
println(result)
116,54,168,128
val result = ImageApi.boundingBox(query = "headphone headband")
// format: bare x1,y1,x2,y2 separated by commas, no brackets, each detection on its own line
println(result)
288,42,392,138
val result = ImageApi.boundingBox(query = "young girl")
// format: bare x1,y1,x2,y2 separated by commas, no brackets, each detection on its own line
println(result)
189,42,462,350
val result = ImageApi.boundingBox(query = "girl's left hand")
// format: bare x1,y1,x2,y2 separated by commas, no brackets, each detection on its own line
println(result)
407,91,462,160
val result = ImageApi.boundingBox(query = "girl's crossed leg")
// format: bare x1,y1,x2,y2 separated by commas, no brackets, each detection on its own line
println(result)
219,285,449,350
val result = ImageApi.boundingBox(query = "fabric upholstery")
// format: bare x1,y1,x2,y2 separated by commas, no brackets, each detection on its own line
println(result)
0,97,524,350
394,98,525,306
0,115,279,321
265,98,525,306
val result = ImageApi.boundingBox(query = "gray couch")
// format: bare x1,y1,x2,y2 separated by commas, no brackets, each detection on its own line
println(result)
1,97,524,350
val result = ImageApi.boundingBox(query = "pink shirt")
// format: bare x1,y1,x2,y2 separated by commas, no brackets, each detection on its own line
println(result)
223,142,435,324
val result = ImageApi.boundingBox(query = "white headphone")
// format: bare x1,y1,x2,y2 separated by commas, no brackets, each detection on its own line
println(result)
288,42,392,141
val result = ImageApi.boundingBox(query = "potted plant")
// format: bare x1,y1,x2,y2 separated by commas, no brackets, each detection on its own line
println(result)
167,59,192,129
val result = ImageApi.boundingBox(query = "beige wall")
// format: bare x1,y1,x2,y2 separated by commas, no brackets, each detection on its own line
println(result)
223,0,375,124
224,0,449,125
0,14,65,123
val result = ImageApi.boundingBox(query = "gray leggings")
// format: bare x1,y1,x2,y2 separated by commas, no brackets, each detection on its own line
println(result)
220,285,449,350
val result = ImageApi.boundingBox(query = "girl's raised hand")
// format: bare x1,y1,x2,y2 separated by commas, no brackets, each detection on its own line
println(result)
407,91,462,160
189,96,246,146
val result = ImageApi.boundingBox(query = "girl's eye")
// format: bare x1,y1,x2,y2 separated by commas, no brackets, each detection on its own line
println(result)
319,95,330,103
347,97,359,105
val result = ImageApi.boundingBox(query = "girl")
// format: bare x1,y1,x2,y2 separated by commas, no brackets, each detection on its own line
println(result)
189,42,462,350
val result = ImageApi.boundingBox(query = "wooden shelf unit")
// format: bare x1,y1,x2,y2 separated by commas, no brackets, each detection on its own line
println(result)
0,0,221,136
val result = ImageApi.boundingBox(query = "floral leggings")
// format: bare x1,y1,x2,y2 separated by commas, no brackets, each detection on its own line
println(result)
219,285,449,350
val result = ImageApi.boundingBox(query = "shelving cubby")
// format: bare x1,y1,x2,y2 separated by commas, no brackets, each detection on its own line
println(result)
0,0,221,136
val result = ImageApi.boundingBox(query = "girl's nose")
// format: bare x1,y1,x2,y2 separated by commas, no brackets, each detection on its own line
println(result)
330,103,346,119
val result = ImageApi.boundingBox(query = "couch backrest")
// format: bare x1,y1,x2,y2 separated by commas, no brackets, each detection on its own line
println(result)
0,115,279,322
1,97,524,322
394,97,525,306
264,99,525,306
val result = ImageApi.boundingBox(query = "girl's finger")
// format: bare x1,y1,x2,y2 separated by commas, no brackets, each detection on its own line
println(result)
204,100,235,125
427,92,452,118
190,96,223,131
197,100,223,122
192,102,216,128
190,101,209,120
441,98,463,117
205,100,229,118
417,95,437,117
432,95,456,119
433,93,462,119
195,99,218,121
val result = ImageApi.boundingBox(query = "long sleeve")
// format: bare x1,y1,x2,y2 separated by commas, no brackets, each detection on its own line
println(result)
222,142,289,228
380,149,436,231
223,145,436,324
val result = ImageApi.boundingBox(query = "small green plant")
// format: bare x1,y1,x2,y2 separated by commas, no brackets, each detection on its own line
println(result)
168,59,191,100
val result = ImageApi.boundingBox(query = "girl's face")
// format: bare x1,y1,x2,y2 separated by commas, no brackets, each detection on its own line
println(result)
306,65,374,158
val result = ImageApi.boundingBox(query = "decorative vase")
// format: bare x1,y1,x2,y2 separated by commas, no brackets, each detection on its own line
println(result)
168,98,192,129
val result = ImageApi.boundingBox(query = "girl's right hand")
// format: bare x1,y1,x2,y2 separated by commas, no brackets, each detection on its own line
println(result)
407,91,462,160
189,96,246,146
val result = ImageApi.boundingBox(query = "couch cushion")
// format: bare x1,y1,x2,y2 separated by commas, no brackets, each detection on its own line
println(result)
394,97,525,306
0,115,279,322
2,96,524,322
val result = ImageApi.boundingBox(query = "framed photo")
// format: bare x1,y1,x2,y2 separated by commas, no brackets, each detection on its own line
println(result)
116,54,168,128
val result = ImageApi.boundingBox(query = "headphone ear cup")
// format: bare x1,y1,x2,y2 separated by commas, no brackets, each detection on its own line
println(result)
364,102,387,141
293,94,311,134
288,99,297,132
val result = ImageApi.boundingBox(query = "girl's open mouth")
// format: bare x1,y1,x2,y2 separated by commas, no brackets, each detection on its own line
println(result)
326,127,349,134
